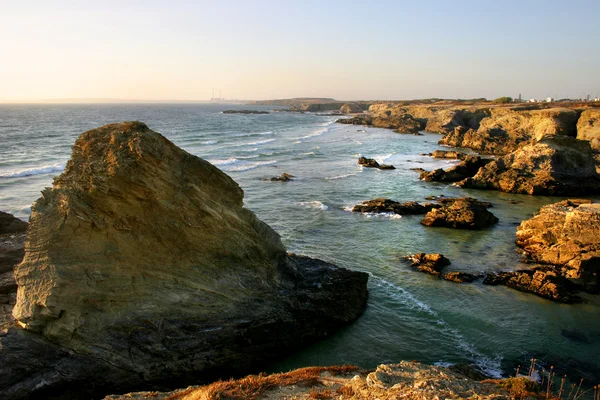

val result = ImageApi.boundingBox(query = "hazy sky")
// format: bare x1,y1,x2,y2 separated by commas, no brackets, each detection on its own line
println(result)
1,0,599,102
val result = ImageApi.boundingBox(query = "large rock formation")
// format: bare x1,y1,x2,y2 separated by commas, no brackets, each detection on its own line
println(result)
458,136,600,195
439,107,579,155
0,122,368,399
515,199,600,292
340,102,363,114
352,199,439,215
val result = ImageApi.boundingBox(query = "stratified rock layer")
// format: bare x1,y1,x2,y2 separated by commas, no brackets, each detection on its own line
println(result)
1,122,368,399
458,136,600,195
516,199,600,292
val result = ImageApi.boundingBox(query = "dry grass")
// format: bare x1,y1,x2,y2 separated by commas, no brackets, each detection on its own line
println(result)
166,365,360,400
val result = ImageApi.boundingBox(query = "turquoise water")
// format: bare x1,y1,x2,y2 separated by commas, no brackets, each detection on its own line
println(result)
1,104,598,383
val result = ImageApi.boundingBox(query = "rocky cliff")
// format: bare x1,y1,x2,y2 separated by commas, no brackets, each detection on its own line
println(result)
0,212,27,332
0,122,368,399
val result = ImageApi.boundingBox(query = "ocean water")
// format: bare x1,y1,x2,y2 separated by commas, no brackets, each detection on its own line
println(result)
1,103,599,383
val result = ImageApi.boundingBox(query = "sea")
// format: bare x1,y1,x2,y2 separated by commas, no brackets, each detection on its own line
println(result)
1,103,599,384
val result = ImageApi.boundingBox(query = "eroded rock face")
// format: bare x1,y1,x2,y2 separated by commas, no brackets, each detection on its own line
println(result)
420,198,499,230
577,109,600,166
516,199,600,292
1,122,368,399
440,107,579,155
458,136,600,195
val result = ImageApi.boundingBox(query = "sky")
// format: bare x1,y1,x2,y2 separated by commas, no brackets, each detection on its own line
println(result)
1,0,599,102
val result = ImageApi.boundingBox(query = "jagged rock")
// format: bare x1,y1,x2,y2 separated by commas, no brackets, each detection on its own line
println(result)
0,122,368,399
439,107,579,155
577,109,600,166
340,103,363,114
516,199,600,292
337,115,373,126
458,136,600,195
419,155,492,182
420,198,498,230
222,110,269,114
358,156,395,170
442,271,479,283
392,114,425,134
352,199,440,215
483,267,581,303
264,173,294,182
404,253,451,276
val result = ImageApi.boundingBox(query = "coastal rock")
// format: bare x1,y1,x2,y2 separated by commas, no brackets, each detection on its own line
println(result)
0,212,27,332
392,114,425,134
431,150,468,159
515,199,600,292
577,109,600,166
358,156,395,170
340,102,363,114
419,155,492,182
458,136,600,195
483,267,581,303
404,253,450,276
442,271,479,283
352,199,440,215
420,198,499,230
1,122,368,399
105,361,511,400
264,172,294,182
222,110,269,114
439,107,579,155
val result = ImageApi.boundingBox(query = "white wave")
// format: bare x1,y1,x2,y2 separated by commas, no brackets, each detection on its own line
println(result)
0,163,65,179
325,173,357,180
302,152,316,156
364,212,402,220
240,147,259,152
208,157,239,166
297,201,328,211
200,140,217,145
342,205,354,212
373,153,395,164
229,160,277,172
237,154,259,160
231,130,274,137
372,276,504,378
247,138,275,146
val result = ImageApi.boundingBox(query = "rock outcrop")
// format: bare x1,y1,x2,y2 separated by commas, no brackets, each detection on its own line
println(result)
418,155,492,183
515,199,600,292
358,156,395,169
105,361,511,400
0,122,368,399
352,199,439,215
263,172,294,182
439,107,579,155
0,212,27,332
340,103,363,114
483,267,581,303
420,198,499,230
458,136,600,195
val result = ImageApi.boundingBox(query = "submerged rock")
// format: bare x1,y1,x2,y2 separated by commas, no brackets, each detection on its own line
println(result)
352,199,439,215
1,122,368,399
442,271,479,283
458,136,600,195
516,199,600,292
420,198,499,230
264,172,294,182
431,150,468,159
358,156,395,170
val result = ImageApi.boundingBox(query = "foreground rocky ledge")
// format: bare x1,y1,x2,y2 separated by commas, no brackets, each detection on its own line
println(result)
105,361,512,400
0,122,368,399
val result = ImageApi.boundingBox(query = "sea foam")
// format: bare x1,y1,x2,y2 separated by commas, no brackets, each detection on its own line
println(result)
297,201,328,211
